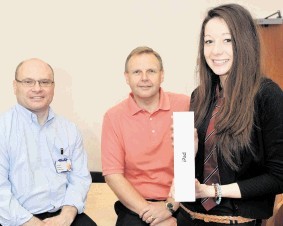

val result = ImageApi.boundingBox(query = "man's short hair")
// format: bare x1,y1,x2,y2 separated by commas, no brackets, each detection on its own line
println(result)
124,46,163,72
15,59,54,80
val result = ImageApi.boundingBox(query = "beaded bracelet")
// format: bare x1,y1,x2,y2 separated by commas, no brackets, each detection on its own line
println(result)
212,183,222,205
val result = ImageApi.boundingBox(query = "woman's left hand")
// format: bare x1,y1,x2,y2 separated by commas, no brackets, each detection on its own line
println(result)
195,179,214,199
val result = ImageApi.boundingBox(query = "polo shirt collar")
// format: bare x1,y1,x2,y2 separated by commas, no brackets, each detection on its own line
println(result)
128,88,170,115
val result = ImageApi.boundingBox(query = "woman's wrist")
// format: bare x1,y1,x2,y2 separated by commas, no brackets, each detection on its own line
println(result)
212,183,222,204
203,184,215,198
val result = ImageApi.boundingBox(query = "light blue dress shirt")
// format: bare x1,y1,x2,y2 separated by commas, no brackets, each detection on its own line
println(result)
0,104,92,226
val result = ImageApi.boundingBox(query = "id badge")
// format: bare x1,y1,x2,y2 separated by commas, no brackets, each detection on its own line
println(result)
55,158,72,173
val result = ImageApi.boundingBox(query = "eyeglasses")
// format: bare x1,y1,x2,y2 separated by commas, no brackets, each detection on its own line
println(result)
15,78,54,87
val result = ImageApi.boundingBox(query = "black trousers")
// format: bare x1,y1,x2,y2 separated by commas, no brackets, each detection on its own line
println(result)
114,200,179,226
0,210,97,226
0,211,97,226
114,201,149,226
177,208,262,226
34,210,97,226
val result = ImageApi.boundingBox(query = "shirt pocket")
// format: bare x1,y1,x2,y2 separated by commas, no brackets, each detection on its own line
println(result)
52,138,72,160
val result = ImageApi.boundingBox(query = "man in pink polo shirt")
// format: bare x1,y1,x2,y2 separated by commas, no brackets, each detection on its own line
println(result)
101,46,190,226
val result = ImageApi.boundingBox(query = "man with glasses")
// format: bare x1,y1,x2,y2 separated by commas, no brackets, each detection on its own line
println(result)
101,46,190,226
0,58,97,226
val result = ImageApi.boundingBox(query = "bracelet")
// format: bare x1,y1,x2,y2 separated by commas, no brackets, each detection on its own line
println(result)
212,183,222,205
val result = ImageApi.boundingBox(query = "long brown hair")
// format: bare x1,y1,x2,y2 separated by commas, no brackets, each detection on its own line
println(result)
192,4,263,170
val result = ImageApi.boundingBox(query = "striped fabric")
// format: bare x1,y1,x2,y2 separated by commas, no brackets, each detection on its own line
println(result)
201,97,223,211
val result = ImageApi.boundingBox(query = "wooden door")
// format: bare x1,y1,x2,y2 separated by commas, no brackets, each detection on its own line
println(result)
258,24,283,89
258,23,283,226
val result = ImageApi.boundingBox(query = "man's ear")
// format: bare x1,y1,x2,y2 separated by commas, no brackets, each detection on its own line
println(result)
13,80,17,95
124,72,130,85
160,70,164,83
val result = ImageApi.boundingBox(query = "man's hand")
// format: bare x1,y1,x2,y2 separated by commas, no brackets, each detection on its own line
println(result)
43,216,70,226
43,206,77,226
154,216,177,226
139,201,172,225
21,216,45,226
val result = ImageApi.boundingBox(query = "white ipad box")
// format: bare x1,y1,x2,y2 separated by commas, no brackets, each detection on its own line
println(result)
173,112,195,202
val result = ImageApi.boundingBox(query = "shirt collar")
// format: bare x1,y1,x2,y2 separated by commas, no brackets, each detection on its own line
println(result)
15,104,55,124
128,88,170,115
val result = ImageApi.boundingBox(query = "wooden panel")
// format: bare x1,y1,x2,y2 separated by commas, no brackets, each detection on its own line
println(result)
262,194,283,226
259,24,283,89
258,24,283,225
85,183,118,226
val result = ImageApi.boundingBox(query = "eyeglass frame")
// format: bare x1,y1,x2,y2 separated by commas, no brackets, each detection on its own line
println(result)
15,78,55,87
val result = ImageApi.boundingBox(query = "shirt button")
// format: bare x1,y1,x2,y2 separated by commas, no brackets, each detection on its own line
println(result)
150,118,153,120
152,130,155,133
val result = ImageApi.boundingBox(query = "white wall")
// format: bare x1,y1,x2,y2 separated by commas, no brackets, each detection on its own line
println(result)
0,0,282,171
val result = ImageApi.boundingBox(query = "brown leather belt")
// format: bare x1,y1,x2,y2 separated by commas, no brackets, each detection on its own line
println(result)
180,203,255,224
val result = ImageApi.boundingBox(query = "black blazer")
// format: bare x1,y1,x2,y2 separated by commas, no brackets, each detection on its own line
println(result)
182,78,283,219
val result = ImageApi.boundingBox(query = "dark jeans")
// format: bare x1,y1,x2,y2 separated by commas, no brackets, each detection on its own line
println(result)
114,200,179,226
35,210,97,226
177,209,262,226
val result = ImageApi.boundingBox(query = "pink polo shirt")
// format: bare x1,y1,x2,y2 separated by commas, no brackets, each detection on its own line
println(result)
101,89,190,200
